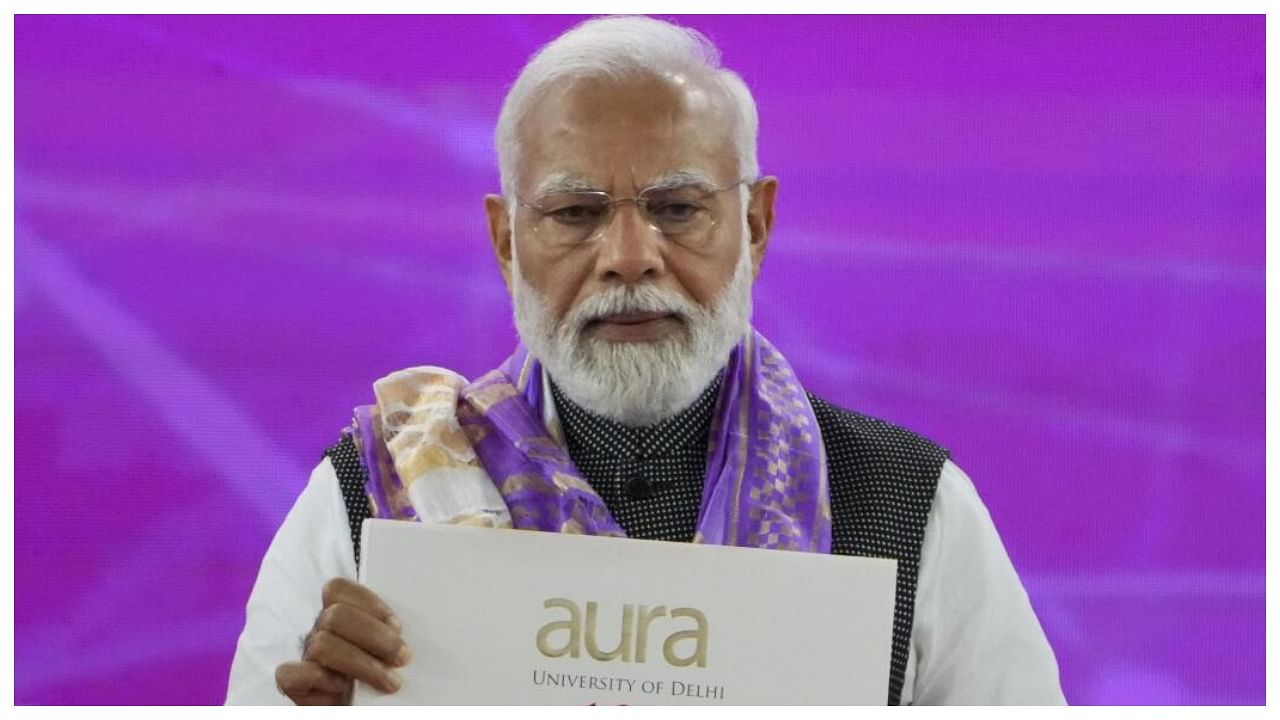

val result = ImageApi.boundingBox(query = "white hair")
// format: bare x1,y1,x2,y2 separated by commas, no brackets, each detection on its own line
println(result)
495,15,760,199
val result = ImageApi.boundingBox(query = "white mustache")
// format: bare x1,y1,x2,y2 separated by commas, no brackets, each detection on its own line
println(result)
567,285,697,329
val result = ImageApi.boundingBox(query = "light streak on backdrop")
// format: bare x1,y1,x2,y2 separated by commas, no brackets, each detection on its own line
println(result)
13,14,1263,704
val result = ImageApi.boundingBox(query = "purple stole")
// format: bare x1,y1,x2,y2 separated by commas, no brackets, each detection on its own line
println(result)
362,331,831,553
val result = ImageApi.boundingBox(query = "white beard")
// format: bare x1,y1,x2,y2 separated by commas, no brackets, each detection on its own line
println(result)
512,242,754,427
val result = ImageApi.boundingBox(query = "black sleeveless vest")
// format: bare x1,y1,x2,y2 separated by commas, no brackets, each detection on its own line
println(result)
323,392,947,705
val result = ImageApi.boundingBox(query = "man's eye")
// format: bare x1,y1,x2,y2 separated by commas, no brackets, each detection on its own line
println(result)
547,204,605,224
650,202,702,224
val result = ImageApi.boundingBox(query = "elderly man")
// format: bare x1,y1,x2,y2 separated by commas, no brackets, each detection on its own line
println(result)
226,16,1065,706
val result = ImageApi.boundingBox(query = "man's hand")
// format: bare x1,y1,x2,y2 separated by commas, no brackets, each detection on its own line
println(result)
275,578,412,705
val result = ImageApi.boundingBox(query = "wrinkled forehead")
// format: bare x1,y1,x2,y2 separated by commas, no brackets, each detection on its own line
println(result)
514,72,740,196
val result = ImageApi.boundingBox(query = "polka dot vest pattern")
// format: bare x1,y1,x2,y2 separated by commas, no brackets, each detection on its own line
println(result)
547,378,721,543
808,394,947,706
322,436,373,568
324,392,946,705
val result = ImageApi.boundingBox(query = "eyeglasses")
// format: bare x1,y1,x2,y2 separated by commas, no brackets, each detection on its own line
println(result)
517,179,749,250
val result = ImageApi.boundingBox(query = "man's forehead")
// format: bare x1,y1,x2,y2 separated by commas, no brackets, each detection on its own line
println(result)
542,71,722,123
514,73,739,195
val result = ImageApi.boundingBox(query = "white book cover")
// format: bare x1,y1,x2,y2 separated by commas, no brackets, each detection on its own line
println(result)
354,519,897,705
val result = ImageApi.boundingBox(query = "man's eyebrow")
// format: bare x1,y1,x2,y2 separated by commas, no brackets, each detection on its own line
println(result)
532,169,720,196
533,174,600,196
644,169,719,191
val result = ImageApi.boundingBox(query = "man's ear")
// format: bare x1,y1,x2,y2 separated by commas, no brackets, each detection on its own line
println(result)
746,177,778,277
484,194,514,292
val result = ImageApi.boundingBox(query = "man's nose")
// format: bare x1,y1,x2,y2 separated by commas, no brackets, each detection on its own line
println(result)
594,201,665,283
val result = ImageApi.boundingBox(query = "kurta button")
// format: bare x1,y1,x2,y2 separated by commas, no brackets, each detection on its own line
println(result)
626,475,654,500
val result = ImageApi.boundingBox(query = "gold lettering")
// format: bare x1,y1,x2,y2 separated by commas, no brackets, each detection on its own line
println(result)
584,601,634,662
537,599,709,667
662,607,709,668
536,598,581,658
633,605,668,663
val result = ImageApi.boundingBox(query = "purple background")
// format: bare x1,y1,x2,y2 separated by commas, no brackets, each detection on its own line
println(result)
14,15,1264,705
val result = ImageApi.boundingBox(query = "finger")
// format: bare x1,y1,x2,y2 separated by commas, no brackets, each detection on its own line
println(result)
321,578,401,629
316,602,411,666
275,661,350,705
305,629,403,694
